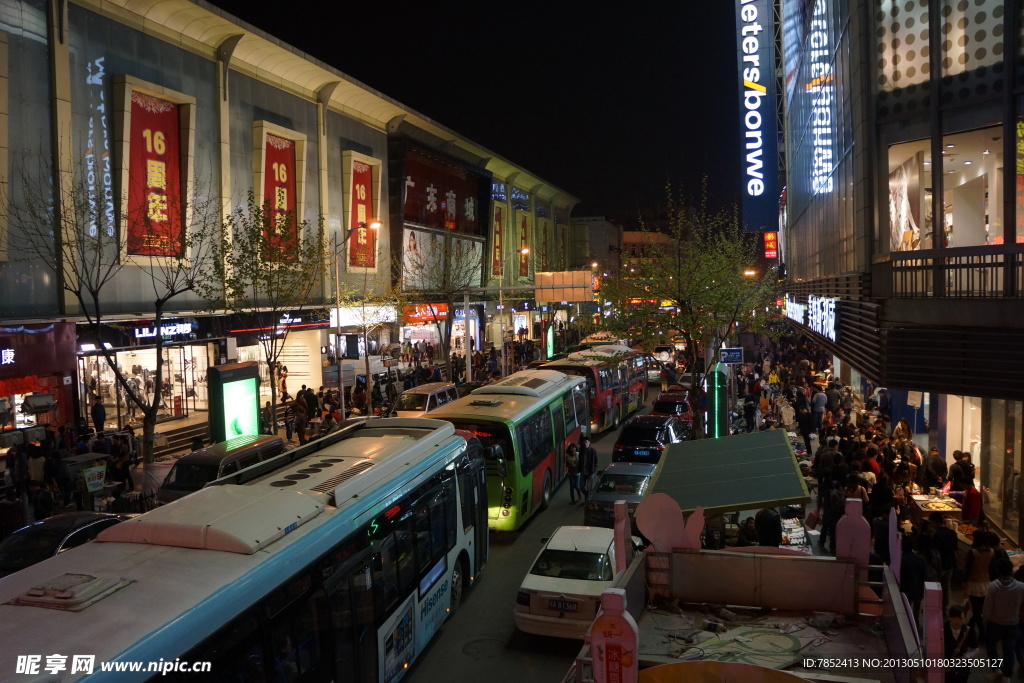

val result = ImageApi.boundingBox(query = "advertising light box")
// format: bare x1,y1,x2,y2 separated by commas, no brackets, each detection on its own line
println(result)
207,362,261,443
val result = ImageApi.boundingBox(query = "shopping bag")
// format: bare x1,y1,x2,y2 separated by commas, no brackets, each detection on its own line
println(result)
805,509,820,530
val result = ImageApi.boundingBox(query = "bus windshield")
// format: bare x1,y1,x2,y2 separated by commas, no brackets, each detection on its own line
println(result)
448,422,513,469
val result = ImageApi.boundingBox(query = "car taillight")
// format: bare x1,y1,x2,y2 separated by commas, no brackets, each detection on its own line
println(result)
516,591,531,606
656,444,666,451
614,444,625,451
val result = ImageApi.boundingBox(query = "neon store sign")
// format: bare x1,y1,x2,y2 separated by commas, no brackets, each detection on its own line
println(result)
785,295,837,341
807,0,835,194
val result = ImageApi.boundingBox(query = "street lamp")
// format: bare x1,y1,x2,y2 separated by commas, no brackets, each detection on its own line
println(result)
497,247,529,378
333,220,381,415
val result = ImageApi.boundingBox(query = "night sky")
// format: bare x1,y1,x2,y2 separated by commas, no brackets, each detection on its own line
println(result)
209,2,741,223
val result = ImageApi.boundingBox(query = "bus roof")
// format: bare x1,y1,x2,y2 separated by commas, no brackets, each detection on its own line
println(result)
430,370,585,424
0,418,466,681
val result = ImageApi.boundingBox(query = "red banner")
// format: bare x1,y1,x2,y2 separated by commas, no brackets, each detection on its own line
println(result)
403,147,484,235
518,213,530,278
403,303,449,324
127,92,182,256
538,218,551,270
264,135,297,260
492,206,504,277
348,161,376,268
763,231,778,259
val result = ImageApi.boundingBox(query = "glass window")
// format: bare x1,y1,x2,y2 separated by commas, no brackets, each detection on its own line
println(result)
887,139,933,252
515,408,552,476
941,124,1004,249
372,536,399,611
186,610,266,683
529,549,613,581
940,0,1003,78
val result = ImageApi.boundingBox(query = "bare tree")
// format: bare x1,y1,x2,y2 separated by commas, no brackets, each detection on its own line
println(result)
398,231,483,379
3,157,220,462
203,192,328,431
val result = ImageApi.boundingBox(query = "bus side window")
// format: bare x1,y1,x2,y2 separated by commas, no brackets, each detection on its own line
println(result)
442,478,457,551
183,609,266,683
269,587,332,681
373,536,399,612
394,522,416,593
414,504,434,573
573,386,589,426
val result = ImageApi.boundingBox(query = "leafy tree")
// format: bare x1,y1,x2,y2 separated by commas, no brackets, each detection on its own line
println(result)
3,158,219,462
600,184,782,437
203,192,328,432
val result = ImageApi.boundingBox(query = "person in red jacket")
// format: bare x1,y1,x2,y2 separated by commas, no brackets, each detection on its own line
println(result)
961,481,982,525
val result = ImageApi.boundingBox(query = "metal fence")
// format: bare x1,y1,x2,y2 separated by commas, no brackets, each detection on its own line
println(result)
887,244,1024,299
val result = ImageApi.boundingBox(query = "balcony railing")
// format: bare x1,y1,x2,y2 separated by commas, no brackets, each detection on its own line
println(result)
886,244,1024,298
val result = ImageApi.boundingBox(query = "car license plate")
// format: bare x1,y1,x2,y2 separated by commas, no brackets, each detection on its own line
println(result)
634,450,650,456
548,598,578,612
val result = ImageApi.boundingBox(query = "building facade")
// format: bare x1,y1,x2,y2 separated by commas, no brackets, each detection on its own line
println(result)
0,0,576,433
777,0,1024,543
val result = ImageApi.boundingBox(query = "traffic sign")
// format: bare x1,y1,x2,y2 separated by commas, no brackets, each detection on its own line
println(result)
719,348,743,364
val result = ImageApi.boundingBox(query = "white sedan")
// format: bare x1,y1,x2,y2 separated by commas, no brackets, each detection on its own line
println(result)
514,525,639,639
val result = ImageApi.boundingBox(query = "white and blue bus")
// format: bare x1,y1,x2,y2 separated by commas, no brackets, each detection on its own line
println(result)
0,418,488,682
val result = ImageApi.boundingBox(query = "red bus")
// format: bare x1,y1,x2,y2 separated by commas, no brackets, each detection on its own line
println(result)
541,344,646,433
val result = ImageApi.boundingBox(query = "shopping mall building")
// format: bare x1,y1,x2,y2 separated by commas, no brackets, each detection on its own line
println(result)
0,0,576,439
773,0,1024,542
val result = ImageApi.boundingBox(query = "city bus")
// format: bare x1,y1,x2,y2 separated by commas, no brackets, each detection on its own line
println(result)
429,369,589,531
541,344,646,433
0,418,487,683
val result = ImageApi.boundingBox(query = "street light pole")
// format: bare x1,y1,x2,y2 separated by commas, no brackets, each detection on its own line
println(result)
334,221,380,416
498,247,529,378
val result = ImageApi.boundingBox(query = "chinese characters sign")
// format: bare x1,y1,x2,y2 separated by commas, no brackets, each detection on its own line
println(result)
537,218,552,270
127,92,182,256
492,205,505,277
785,294,838,342
263,135,297,259
403,303,449,324
402,147,485,235
348,161,376,268
763,231,778,259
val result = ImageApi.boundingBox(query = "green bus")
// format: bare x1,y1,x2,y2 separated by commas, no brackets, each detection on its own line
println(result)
430,369,590,530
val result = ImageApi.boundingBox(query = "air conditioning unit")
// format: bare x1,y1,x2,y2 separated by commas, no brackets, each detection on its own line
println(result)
21,393,57,414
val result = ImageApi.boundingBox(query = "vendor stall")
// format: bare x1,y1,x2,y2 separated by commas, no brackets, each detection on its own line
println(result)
908,493,962,525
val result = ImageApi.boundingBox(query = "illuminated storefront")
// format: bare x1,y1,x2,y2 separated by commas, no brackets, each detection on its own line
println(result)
0,323,77,436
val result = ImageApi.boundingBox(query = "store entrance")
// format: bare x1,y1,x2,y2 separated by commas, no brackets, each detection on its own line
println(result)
78,342,216,430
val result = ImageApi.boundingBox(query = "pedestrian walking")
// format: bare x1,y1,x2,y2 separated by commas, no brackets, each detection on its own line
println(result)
580,436,598,497
90,396,106,434
983,556,1024,681
565,444,583,503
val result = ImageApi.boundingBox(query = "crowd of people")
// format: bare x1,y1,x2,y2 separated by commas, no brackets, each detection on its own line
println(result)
735,336,1024,680
0,423,140,537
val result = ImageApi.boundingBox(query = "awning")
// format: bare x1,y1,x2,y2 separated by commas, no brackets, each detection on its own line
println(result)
652,430,810,515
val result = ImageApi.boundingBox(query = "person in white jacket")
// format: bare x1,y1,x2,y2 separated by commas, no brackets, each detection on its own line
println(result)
982,556,1024,681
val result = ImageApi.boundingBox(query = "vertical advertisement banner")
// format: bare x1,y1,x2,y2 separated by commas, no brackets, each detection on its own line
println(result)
491,205,505,278
127,92,182,256
517,211,531,278
348,161,376,268
537,217,552,271
736,0,778,232
263,135,297,259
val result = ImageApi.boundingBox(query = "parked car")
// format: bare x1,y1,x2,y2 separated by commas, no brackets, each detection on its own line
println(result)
0,512,130,578
644,358,665,384
649,391,694,434
392,382,459,418
514,525,640,639
157,435,285,505
612,415,688,464
583,461,660,532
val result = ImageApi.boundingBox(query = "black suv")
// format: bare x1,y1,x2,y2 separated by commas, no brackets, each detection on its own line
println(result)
612,415,688,464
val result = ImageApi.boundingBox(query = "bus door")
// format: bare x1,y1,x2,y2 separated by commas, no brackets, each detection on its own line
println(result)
552,402,566,481
325,558,379,683
458,443,488,574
